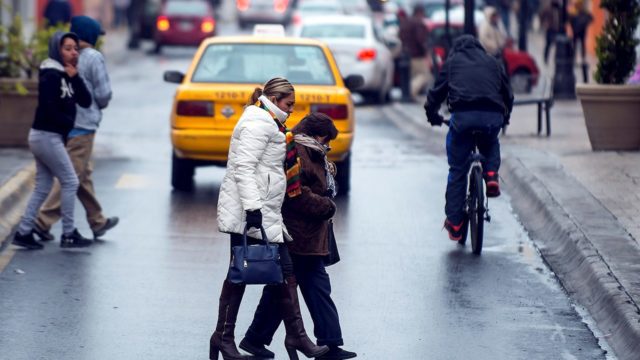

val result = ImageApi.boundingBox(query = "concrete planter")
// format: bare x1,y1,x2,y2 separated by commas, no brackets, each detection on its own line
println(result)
0,78,38,147
576,83,640,151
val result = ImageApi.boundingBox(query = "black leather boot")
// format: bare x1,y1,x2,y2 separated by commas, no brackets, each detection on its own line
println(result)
209,280,250,360
279,276,330,359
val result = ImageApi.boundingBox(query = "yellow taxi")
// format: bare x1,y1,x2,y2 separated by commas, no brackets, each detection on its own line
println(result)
163,30,363,194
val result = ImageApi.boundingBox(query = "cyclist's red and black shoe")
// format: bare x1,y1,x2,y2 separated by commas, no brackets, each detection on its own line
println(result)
484,171,501,198
443,219,464,241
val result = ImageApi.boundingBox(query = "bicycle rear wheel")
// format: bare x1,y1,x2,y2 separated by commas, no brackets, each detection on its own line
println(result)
469,166,485,255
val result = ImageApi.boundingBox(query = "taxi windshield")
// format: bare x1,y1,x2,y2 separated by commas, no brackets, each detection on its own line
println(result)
191,43,336,85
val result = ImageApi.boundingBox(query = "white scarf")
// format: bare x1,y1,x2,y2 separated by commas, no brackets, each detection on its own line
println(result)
258,95,289,123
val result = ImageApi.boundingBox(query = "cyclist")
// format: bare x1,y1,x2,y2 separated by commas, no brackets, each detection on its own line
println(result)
424,34,513,241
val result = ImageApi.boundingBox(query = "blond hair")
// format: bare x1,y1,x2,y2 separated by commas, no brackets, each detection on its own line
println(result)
247,77,295,106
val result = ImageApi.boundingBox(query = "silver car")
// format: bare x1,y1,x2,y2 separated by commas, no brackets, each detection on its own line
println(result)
295,15,395,104
236,0,294,29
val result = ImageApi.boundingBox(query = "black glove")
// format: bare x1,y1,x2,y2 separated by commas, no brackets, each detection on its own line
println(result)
427,113,444,127
245,209,262,229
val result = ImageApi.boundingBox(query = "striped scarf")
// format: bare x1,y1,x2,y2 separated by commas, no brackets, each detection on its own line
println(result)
258,101,301,198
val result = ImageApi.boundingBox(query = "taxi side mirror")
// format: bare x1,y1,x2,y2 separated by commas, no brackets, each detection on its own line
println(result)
164,71,185,84
344,75,364,91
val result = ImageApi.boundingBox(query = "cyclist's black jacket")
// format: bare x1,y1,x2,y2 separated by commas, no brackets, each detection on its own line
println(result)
425,35,514,123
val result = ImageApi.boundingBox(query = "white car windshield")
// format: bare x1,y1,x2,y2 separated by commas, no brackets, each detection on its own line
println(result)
301,24,366,39
191,44,335,85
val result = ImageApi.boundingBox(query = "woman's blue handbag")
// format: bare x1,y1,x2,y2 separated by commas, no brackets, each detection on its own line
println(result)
227,226,283,285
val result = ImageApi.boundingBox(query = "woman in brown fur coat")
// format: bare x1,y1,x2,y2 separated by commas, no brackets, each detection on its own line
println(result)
240,113,357,360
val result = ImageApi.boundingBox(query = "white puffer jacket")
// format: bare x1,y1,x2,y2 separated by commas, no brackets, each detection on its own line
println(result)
217,105,290,243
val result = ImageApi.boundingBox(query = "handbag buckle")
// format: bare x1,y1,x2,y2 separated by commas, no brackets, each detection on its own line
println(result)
243,260,248,268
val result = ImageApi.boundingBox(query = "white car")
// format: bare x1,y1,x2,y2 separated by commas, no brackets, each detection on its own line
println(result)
295,15,395,104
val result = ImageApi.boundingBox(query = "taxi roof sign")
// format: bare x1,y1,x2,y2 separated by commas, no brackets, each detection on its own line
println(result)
252,24,286,37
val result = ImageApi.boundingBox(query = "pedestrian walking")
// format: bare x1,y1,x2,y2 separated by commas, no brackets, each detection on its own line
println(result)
398,4,430,101
540,0,562,64
210,77,329,360
239,113,357,360
479,6,508,58
32,16,119,243
113,0,131,28
43,0,72,27
424,35,513,241
568,0,593,63
12,31,93,250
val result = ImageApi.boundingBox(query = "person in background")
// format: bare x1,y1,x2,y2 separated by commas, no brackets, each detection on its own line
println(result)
540,0,562,65
210,78,329,360
44,0,72,27
479,6,509,58
398,4,430,101
568,0,593,63
113,0,131,28
12,31,92,250
239,113,357,360
32,16,119,243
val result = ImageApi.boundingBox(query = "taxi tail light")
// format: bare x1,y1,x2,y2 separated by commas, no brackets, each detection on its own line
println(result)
311,104,348,119
274,0,289,13
237,0,250,11
201,17,215,33
357,48,376,61
157,16,170,32
177,101,214,117
292,14,301,25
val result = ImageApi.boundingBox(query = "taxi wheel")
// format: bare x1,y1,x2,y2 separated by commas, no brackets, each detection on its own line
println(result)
335,153,351,196
172,153,195,192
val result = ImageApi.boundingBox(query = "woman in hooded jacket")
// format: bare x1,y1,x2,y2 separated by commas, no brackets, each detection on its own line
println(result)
210,77,329,360
12,31,92,250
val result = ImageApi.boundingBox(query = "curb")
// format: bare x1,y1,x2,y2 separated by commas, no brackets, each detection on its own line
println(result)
501,151,640,360
0,163,35,259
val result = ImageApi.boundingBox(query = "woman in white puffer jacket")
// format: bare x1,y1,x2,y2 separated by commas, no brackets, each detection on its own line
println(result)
210,78,329,360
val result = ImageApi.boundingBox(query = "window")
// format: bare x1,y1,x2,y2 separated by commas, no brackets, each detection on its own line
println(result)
301,24,366,39
191,44,336,85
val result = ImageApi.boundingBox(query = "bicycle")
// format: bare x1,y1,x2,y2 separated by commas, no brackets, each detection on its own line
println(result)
444,120,491,255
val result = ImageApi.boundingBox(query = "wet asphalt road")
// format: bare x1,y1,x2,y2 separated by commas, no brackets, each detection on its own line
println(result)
0,26,614,360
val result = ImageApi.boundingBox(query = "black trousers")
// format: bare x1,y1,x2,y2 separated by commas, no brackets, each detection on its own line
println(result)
244,254,344,347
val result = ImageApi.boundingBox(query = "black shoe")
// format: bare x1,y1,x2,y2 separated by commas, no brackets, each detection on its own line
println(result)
33,223,54,241
92,217,119,239
12,231,44,250
60,229,93,248
316,347,357,360
239,337,275,358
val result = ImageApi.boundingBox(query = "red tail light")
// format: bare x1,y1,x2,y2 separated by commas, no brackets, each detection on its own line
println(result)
237,0,250,11
177,101,214,117
311,104,348,119
157,16,170,31
274,0,289,13
201,17,215,33
293,14,301,25
357,48,376,61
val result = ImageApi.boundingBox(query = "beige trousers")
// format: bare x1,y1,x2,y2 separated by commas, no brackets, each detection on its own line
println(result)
410,57,432,100
36,133,107,232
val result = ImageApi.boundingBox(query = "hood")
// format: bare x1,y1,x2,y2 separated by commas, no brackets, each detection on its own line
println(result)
48,31,79,65
71,16,103,46
450,34,486,56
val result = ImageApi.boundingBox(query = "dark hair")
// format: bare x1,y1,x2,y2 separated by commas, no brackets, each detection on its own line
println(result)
292,112,338,140
247,77,295,106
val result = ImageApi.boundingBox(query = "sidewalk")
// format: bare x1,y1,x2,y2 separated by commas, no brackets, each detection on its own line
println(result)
389,93,640,359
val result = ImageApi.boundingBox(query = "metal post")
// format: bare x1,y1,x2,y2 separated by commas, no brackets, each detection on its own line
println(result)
445,0,451,48
552,0,576,99
399,52,413,102
518,0,528,51
464,0,475,36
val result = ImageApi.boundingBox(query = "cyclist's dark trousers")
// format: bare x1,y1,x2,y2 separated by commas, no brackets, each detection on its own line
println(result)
244,254,344,347
445,111,503,224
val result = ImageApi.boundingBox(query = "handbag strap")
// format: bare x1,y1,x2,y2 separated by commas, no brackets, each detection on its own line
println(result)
242,225,271,252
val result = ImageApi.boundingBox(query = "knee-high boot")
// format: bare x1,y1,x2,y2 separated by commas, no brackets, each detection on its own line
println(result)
209,280,250,360
280,276,330,359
